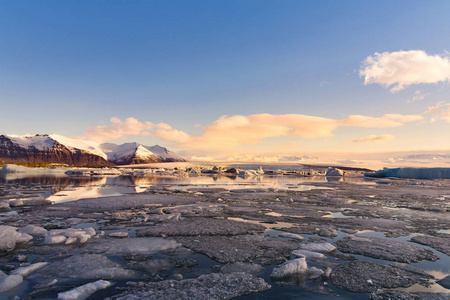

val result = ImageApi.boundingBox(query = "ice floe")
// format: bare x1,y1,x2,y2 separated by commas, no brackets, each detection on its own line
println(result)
57,280,111,300
271,258,308,279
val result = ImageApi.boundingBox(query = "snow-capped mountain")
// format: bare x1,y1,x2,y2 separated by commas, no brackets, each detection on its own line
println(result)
0,134,186,167
0,134,113,167
100,143,160,165
100,142,186,165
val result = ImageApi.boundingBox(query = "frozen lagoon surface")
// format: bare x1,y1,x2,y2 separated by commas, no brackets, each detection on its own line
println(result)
0,164,449,299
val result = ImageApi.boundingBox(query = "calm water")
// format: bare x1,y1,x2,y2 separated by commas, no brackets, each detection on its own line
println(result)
0,172,373,203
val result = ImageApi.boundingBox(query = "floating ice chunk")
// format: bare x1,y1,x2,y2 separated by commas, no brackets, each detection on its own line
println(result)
292,249,325,259
0,270,6,279
9,200,24,207
17,233,33,244
271,258,308,279
19,225,48,236
12,262,48,277
86,237,181,254
0,225,22,252
78,234,91,244
65,237,77,245
84,228,96,236
326,168,344,176
277,232,303,241
57,280,111,300
0,201,10,209
307,267,324,279
220,262,264,275
0,275,23,293
108,232,128,238
46,228,96,244
44,235,67,245
300,242,336,253
39,254,135,280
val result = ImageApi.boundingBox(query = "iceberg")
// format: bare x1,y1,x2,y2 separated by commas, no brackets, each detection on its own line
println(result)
365,167,450,179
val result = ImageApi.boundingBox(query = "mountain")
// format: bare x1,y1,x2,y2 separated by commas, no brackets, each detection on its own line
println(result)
100,143,161,165
0,134,114,167
0,134,186,167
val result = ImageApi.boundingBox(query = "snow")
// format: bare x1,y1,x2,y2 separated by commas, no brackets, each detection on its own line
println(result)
135,145,155,158
11,262,48,277
271,258,308,279
57,280,111,300
365,167,450,179
50,134,108,159
3,133,184,163
0,275,23,293
147,145,185,161
100,142,139,161
101,142,184,162
3,134,55,151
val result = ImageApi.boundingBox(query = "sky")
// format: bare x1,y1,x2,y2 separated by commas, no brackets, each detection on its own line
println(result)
1,1,450,162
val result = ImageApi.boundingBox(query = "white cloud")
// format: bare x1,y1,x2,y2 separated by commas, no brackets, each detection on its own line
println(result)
350,134,395,143
84,112,422,148
85,117,155,142
84,117,190,143
407,90,429,103
360,50,450,92
425,102,450,122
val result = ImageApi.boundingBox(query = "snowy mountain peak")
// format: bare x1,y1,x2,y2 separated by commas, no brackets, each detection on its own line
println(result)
0,133,186,166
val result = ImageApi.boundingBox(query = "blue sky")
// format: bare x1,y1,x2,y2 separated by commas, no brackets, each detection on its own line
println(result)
1,1,450,158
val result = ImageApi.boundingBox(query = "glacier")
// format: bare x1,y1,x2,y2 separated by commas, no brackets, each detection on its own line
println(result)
365,167,450,179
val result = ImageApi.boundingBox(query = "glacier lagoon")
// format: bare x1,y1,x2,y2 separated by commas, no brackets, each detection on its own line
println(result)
0,164,449,299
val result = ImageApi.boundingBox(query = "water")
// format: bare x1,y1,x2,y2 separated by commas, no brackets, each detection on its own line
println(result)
0,173,337,203
0,169,449,299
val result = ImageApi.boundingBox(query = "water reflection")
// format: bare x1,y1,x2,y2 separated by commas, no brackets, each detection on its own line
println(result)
0,173,371,204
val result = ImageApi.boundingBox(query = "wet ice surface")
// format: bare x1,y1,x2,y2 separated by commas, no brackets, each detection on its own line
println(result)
0,171,449,299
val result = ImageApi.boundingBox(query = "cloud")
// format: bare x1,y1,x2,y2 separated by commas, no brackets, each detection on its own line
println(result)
84,117,190,143
84,112,422,148
350,134,395,143
407,90,429,103
85,117,155,142
360,50,450,92
425,102,450,122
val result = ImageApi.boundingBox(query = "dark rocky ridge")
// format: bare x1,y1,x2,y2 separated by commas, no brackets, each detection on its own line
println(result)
0,135,114,167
